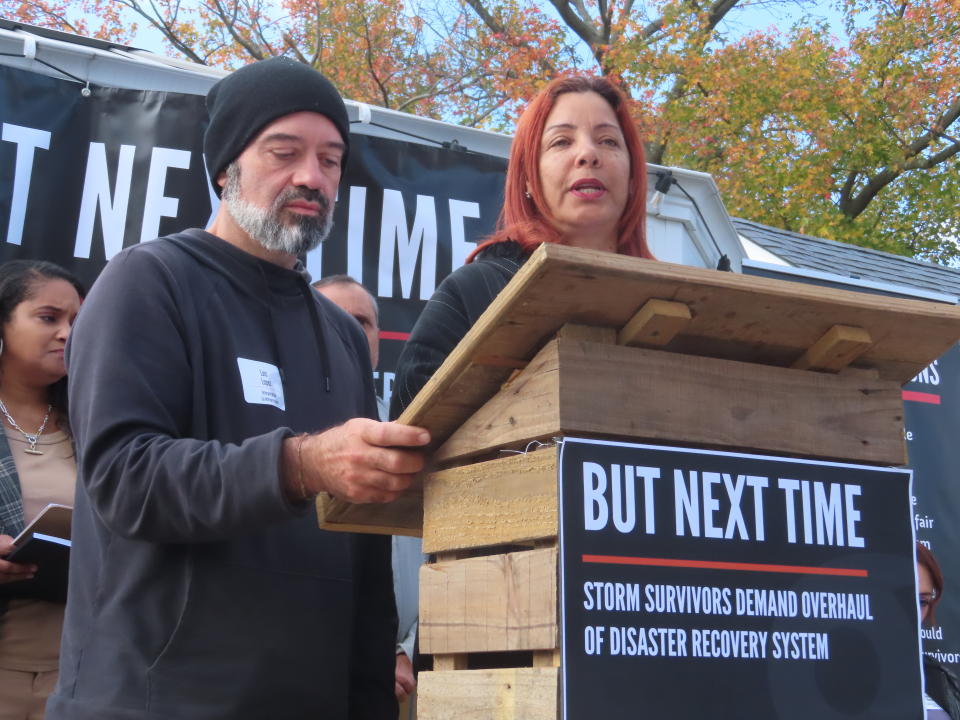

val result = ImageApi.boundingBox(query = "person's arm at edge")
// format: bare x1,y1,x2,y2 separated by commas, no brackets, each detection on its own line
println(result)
398,619,416,661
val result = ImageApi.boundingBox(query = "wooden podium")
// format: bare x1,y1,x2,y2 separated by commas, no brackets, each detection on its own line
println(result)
317,243,960,719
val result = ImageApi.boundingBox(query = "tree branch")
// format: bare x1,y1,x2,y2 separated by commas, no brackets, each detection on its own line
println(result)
462,0,557,78
209,0,265,60
462,0,506,34
906,96,960,160
357,0,392,107
710,1,739,36
838,171,859,208
842,95,960,218
250,5,280,58
395,75,477,112
547,0,600,47
310,0,323,66
282,31,309,64
118,0,208,63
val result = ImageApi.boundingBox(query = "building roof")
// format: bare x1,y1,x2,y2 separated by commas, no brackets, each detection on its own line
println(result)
733,217,960,299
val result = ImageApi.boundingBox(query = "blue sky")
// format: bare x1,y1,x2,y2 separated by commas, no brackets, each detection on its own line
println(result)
130,1,855,56
718,1,848,39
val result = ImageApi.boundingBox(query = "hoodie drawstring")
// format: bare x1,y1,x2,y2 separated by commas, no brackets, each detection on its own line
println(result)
255,264,331,392
298,279,332,393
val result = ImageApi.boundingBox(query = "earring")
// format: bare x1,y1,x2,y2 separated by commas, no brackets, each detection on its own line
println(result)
524,190,531,199
0,338,4,358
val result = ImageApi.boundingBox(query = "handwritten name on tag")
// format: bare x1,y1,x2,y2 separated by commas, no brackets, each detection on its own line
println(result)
237,358,285,411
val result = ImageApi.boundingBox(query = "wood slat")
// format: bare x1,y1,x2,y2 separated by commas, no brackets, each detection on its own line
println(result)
792,324,873,372
423,448,559,554
532,649,561,668
556,323,617,343
618,298,693,347
315,487,422,536
436,337,906,466
434,342,561,465
432,654,468,671
420,547,558,654
418,668,559,720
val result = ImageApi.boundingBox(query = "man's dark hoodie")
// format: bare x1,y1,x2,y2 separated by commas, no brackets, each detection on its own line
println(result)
47,230,395,719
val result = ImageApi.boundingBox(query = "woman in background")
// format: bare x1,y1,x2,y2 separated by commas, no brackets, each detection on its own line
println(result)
391,75,655,417
918,542,960,719
0,260,83,719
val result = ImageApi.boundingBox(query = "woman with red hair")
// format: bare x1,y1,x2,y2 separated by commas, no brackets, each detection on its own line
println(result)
917,543,960,719
391,76,654,417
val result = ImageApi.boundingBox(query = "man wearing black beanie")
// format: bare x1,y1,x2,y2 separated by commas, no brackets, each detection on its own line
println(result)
205,56,352,195
49,58,430,720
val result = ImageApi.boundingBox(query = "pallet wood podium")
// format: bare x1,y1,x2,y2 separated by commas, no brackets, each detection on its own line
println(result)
316,243,960,719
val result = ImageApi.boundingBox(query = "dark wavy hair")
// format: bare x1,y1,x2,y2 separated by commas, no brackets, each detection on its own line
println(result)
469,75,653,262
0,260,86,418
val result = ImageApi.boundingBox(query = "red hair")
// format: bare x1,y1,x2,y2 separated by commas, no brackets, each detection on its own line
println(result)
469,75,652,262
917,542,944,624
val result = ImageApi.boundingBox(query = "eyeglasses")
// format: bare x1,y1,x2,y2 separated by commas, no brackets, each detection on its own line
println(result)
920,591,938,609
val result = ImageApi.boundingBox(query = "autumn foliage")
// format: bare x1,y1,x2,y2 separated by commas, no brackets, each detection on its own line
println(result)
3,0,958,261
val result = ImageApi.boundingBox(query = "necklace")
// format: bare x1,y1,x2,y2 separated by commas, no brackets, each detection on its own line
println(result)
0,397,52,455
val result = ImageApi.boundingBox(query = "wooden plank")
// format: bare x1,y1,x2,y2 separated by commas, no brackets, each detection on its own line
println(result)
398,243,960,450
474,354,529,369
436,338,906,466
418,668,558,720
556,323,617,343
433,654,468,671
420,548,558,654
792,324,872,372
618,298,693,347
839,366,881,380
532,649,561,668
502,368,524,389
433,343,561,465
316,488,422,536
423,448,559,554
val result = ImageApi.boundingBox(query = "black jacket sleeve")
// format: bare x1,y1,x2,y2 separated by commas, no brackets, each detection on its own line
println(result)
389,243,526,420
925,657,960,720
66,247,297,544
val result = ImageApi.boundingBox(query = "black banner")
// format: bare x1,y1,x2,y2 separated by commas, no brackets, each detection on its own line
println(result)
0,64,507,408
0,65,213,287
905,348,960,673
559,437,921,719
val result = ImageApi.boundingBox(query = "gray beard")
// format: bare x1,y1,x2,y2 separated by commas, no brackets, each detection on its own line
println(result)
222,163,333,256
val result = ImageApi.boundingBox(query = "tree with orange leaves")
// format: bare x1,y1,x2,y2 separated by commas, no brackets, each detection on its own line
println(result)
3,0,958,260
452,0,960,260
2,0,478,117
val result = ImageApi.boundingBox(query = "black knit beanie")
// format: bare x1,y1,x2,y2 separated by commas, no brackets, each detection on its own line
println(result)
204,57,350,196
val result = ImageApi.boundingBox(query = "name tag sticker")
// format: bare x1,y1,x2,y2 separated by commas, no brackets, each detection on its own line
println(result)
237,358,285,411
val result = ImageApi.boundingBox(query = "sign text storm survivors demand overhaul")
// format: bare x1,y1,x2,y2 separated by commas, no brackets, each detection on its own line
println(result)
559,438,922,720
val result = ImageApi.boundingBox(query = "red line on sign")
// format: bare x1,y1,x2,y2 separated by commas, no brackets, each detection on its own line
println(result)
379,331,411,341
581,554,868,578
902,390,941,405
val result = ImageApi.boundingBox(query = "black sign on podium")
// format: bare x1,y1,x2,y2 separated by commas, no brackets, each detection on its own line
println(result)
559,437,922,720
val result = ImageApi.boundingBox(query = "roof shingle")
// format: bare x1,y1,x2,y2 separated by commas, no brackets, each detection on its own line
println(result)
733,218,960,299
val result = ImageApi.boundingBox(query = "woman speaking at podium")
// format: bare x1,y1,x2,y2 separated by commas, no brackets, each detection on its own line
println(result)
0,260,83,719
391,75,655,418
